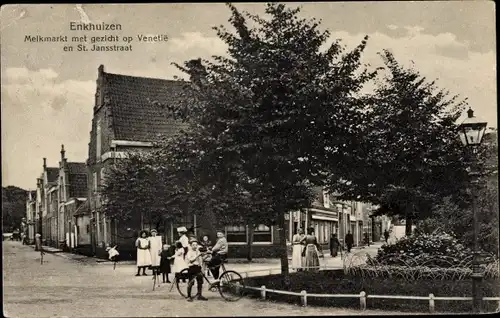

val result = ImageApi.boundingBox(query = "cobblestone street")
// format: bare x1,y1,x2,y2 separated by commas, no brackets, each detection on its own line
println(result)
3,241,414,317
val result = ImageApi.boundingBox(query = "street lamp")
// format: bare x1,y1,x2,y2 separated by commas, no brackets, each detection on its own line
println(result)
458,107,488,314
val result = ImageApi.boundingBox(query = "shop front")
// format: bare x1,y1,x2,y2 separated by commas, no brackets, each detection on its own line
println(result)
308,208,339,248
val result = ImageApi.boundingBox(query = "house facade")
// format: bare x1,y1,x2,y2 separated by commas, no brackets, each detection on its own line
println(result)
56,145,88,251
85,65,190,259
25,191,36,244
36,158,59,247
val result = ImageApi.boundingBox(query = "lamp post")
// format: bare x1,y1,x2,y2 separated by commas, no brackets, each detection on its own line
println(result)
457,107,488,314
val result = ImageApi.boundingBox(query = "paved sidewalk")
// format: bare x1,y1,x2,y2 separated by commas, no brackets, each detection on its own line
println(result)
43,242,383,278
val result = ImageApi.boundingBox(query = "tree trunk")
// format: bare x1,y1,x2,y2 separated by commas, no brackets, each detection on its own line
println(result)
246,224,255,262
405,203,415,236
405,217,413,236
278,210,290,282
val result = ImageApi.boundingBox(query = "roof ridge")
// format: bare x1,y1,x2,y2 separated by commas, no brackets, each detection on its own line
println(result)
104,71,188,84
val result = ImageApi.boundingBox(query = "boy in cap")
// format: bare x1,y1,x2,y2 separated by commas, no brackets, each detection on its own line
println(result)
185,238,208,301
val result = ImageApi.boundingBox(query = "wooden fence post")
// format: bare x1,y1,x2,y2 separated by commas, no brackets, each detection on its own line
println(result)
429,294,435,313
360,291,366,311
260,286,266,300
301,290,307,307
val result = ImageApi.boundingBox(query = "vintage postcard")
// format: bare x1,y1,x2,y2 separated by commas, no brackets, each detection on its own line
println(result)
2,2,498,317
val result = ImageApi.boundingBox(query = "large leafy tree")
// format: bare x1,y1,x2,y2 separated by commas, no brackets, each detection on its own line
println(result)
417,130,498,255
325,50,472,235
2,186,27,232
164,3,377,277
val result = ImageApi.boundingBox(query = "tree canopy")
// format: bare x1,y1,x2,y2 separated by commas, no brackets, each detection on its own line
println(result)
2,186,27,232
324,50,473,234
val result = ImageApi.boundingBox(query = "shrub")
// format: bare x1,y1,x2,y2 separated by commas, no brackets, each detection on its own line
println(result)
371,232,484,267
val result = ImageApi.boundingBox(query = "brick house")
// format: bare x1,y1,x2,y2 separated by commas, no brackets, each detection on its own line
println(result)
57,144,88,251
86,65,190,259
36,158,59,247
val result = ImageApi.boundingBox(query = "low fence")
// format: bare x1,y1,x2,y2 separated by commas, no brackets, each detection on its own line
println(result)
234,266,500,313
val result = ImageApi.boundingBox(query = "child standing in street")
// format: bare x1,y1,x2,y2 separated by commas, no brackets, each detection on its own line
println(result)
159,243,174,283
173,241,188,283
185,239,207,302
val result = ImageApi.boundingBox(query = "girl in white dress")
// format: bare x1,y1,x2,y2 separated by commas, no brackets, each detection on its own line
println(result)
148,229,163,276
172,241,188,283
135,230,152,276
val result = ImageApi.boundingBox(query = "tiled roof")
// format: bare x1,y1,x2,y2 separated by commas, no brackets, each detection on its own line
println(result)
68,173,88,198
104,72,190,142
74,200,90,216
67,162,87,175
46,168,59,183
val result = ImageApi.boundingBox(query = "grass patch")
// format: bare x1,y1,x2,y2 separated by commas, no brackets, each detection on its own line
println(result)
245,270,500,313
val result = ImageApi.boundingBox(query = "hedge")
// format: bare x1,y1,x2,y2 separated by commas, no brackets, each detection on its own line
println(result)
244,270,500,313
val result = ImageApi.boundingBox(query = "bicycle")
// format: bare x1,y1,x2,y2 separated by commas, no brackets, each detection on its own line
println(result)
176,252,245,301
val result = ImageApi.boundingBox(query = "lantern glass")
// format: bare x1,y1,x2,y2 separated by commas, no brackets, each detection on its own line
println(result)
460,125,487,146
458,108,488,147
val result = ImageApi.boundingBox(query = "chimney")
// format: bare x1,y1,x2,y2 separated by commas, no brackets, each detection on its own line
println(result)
186,58,207,87
98,64,104,76
61,144,66,161
43,158,47,169
95,65,105,109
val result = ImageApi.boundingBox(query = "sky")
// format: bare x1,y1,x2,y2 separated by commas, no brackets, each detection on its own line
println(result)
1,2,497,190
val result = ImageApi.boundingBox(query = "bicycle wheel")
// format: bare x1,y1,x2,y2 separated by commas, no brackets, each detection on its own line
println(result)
218,270,245,301
175,268,190,298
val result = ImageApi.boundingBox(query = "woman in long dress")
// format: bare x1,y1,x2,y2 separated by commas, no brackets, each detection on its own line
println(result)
148,229,163,276
329,233,340,257
291,228,305,271
301,227,321,272
135,230,152,276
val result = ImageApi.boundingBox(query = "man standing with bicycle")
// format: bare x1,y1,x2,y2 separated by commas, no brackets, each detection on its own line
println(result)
185,239,208,302
207,230,228,283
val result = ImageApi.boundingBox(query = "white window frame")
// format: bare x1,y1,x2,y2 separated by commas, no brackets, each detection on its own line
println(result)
100,167,106,186
93,172,98,193
225,224,274,245
225,225,247,245
323,190,330,209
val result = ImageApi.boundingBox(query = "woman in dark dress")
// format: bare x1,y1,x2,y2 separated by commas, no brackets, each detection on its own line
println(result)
300,227,321,272
159,243,174,283
329,233,340,257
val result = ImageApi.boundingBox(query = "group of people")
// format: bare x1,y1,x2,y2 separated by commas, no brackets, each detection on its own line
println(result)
133,226,229,302
291,228,360,271
291,228,324,272
328,230,354,257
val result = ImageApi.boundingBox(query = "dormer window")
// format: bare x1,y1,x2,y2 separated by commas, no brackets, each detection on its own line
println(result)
322,189,330,209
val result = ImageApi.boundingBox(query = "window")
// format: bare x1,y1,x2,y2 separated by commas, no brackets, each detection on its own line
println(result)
93,172,98,192
100,168,106,186
323,190,330,208
225,225,247,243
253,224,272,243
96,119,102,161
